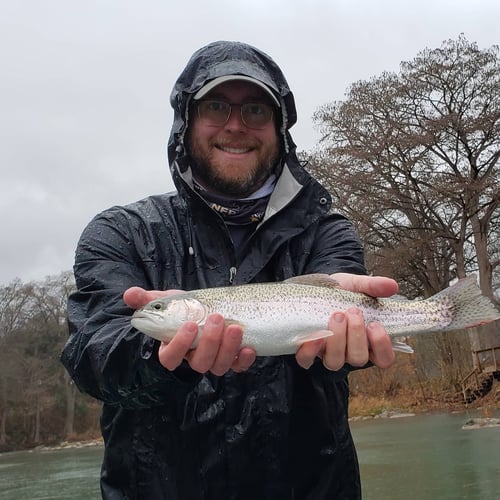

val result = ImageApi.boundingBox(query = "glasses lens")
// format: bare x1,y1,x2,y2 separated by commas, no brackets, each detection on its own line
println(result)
241,103,274,129
197,100,231,126
197,100,274,129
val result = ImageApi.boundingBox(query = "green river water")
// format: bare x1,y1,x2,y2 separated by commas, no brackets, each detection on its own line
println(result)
0,412,498,499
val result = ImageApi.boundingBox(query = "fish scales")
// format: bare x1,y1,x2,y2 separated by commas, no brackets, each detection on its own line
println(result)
188,284,451,338
131,274,500,356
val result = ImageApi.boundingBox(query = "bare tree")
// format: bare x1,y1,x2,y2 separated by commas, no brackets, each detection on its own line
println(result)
0,281,35,445
27,272,76,442
0,272,80,449
308,35,499,379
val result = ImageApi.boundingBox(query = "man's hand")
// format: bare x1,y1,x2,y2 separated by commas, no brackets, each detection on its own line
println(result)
123,287,256,375
123,286,180,309
295,273,397,371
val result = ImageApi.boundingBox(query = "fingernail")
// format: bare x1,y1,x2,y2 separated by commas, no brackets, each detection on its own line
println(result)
208,314,223,326
333,312,345,323
184,323,198,335
347,307,361,315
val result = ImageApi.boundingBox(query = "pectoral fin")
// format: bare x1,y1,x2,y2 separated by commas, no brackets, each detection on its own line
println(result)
292,329,333,346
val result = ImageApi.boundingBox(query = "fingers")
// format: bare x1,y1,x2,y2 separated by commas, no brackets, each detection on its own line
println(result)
231,347,257,373
123,287,150,309
302,308,395,372
123,287,183,309
295,338,327,369
321,312,347,370
185,314,226,373
157,313,255,375
331,273,399,298
344,308,369,367
187,315,244,375
303,272,398,372
158,321,199,370
322,308,369,370
367,321,395,368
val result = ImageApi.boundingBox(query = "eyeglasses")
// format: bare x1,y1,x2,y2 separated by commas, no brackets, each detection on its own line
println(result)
196,100,274,129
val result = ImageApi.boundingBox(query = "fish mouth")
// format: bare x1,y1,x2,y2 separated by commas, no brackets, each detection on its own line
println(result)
132,310,163,321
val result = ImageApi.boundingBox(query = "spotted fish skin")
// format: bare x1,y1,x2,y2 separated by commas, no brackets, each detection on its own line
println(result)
131,274,500,356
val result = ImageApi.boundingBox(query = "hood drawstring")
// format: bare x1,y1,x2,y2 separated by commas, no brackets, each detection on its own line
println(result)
183,199,195,256
279,96,290,154
187,220,195,257
178,95,192,153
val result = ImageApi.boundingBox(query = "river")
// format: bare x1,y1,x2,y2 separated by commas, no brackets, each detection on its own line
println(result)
0,412,498,499
352,412,500,499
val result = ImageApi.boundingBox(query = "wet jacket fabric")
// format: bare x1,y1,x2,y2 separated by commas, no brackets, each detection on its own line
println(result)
61,41,367,499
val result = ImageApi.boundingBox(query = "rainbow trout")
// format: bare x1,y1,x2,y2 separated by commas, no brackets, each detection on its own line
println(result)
131,274,500,356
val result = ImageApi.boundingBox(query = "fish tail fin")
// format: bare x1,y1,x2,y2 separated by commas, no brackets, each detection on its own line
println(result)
430,276,500,331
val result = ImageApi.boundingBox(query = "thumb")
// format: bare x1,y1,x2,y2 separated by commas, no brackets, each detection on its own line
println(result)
123,287,185,309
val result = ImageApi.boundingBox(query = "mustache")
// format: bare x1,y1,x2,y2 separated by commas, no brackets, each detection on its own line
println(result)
213,139,259,149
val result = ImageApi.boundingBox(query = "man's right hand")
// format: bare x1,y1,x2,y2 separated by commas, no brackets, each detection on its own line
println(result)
124,287,256,376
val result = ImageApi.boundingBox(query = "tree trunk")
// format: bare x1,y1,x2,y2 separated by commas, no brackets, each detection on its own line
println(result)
0,407,7,445
34,396,41,444
0,375,6,445
64,371,76,438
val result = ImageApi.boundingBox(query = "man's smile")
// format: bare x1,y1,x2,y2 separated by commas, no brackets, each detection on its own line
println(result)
215,144,254,154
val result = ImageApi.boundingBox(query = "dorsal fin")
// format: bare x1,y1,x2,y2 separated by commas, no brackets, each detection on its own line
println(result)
284,273,340,289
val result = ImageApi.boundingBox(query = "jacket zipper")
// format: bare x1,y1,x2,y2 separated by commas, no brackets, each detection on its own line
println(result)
229,266,237,284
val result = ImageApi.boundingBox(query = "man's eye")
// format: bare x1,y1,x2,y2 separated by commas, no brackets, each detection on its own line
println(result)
207,101,226,111
246,104,265,115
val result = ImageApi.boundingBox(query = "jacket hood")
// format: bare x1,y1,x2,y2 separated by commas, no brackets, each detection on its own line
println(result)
167,41,298,174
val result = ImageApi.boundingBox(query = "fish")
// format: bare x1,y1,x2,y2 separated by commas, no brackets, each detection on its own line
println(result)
130,274,500,356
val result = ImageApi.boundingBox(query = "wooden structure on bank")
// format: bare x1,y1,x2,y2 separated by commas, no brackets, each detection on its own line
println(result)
461,323,500,404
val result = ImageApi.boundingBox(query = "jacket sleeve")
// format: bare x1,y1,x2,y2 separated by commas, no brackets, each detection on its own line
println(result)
303,212,367,276
302,212,375,373
60,207,201,408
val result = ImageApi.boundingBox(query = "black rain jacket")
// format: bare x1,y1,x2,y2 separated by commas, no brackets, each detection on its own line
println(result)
61,41,367,499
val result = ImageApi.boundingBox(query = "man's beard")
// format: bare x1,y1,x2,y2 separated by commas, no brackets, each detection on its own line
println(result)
187,138,279,198
191,157,276,197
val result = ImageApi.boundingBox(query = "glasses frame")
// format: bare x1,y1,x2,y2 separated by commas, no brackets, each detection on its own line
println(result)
196,99,275,130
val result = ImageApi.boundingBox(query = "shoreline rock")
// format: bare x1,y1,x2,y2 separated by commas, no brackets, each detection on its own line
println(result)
350,409,417,421
462,417,500,430
30,438,104,452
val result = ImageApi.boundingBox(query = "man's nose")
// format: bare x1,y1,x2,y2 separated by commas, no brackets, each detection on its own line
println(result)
224,105,247,130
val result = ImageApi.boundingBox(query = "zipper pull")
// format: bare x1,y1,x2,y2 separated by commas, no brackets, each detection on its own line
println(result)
229,266,237,284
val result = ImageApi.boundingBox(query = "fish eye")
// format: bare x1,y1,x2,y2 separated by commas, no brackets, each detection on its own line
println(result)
152,302,163,311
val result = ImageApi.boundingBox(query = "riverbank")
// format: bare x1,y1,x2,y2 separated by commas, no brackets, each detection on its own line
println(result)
30,438,104,452
2,383,498,454
32,400,500,453
349,378,500,419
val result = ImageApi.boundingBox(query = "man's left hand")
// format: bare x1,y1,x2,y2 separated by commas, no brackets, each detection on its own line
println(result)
295,273,397,370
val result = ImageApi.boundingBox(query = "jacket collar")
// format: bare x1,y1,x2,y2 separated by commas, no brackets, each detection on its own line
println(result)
174,158,317,223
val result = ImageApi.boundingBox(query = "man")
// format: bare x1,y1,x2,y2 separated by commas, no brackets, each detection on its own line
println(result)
62,41,397,499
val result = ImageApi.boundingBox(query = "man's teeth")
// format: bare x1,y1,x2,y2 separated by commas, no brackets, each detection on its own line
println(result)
218,146,251,154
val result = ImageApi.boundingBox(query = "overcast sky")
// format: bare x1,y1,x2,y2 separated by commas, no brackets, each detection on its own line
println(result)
1,0,498,286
